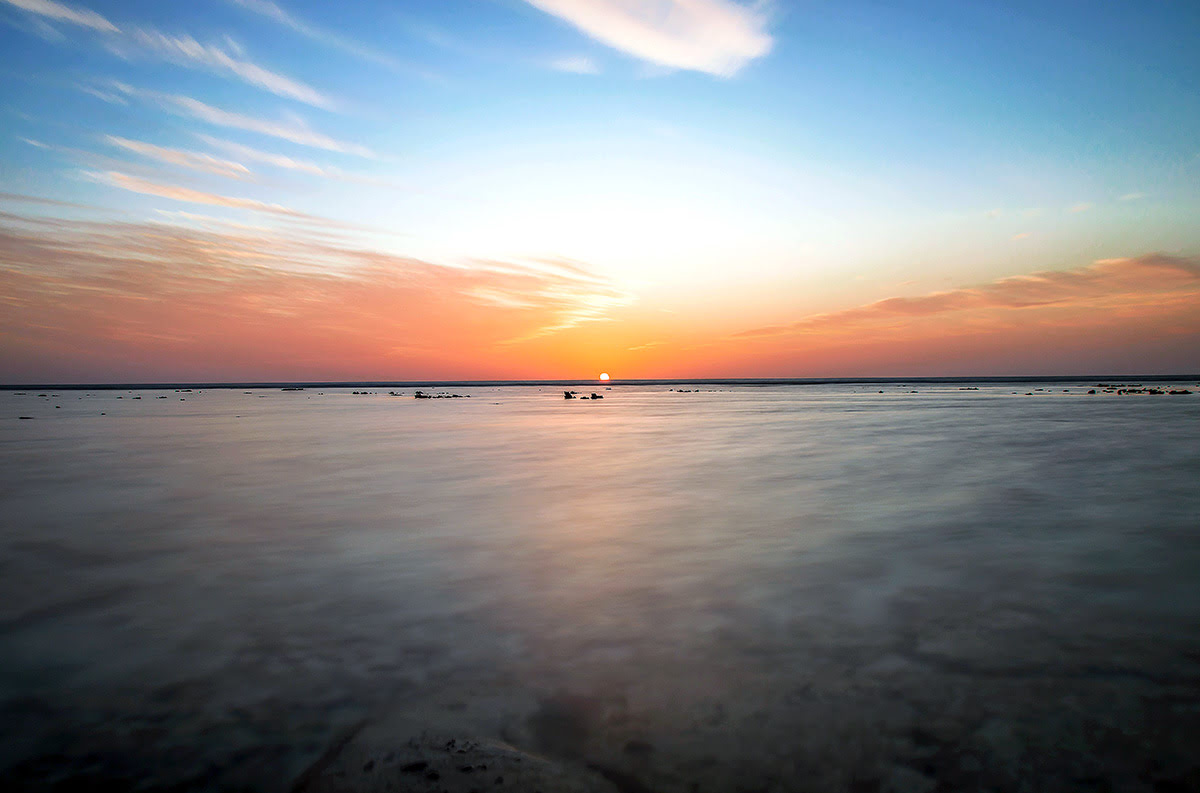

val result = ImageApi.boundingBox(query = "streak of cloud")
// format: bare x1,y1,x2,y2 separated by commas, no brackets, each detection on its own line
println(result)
0,208,633,381
160,94,373,157
104,136,252,180
1,0,115,32
732,255,1200,339
226,0,407,73
118,28,332,109
523,0,772,76
549,54,600,74
4,0,330,108
195,134,334,177
87,171,309,218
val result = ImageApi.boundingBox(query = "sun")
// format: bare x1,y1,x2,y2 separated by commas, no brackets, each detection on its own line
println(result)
599,372,610,381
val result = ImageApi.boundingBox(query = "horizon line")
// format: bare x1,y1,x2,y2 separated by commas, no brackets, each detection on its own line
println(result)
3,374,1198,391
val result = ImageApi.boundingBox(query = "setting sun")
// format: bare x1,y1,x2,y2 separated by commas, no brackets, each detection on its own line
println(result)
599,373,610,381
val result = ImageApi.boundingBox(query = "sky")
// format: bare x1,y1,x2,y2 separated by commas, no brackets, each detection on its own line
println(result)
1,0,1198,383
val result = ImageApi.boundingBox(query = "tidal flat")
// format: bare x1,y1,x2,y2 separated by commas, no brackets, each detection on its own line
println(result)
1,382,1198,792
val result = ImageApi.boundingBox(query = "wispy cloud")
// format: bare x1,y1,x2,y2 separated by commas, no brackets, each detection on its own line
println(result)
104,136,252,180
523,0,772,76
196,134,333,177
116,28,332,109
1069,202,1093,213
1120,192,1147,201
77,84,129,104
4,0,330,108
87,171,309,218
733,255,1200,339
0,191,103,210
0,208,632,381
1,0,115,33
157,93,373,157
226,0,405,73
549,54,600,74
1012,232,1030,240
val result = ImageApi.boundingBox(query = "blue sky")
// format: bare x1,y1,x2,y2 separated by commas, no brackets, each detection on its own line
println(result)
1,0,1198,380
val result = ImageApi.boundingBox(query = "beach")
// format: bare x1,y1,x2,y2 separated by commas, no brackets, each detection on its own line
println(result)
1,382,1198,792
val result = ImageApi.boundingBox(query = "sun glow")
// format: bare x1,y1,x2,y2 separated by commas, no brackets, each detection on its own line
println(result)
599,372,610,381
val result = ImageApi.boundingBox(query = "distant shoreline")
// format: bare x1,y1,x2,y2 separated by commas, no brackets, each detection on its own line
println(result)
2,375,1198,391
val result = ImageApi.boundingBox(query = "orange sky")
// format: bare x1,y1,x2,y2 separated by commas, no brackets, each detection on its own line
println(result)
2,207,1197,382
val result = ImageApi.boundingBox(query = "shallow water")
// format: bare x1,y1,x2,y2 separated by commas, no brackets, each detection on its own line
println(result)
1,383,1198,791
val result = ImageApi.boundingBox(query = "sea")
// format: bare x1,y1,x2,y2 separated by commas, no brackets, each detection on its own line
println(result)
1,379,1198,792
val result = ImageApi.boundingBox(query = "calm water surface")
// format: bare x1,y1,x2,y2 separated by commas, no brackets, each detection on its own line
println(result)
1,383,1198,791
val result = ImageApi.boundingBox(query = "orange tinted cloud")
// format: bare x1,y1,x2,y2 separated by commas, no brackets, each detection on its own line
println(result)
713,254,1200,377
0,210,631,382
734,255,1200,339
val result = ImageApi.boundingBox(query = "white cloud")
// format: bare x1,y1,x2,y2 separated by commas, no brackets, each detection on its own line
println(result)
1,0,116,32
196,135,331,176
1069,202,1093,213
523,0,772,76
163,94,374,157
226,0,406,72
4,0,329,108
104,136,252,179
549,54,601,74
1119,192,1146,201
118,28,332,109
77,84,129,104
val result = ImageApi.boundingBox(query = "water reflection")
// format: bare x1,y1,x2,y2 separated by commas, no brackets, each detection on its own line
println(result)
1,384,1198,791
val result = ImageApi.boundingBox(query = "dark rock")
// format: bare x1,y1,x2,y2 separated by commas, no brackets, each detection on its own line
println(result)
18,416,33,420
564,391,576,399
1088,389,1096,394
400,761,428,773
361,760,374,772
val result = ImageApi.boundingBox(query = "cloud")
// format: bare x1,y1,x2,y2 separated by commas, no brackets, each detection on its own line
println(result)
1120,192,1147,201
4,1,329,107
87,171,310,218
160,94,373,157
104,136,252,179
0,208,633,381
549,54,601,74
225,0,407,73
732,255,1200,339
195,134,333,177
77,84,129,104
118,28,332,109
1,0,116,32
523,0,772,76
1012,232,1030,240
0,191,102,210
1069,202,1093,213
